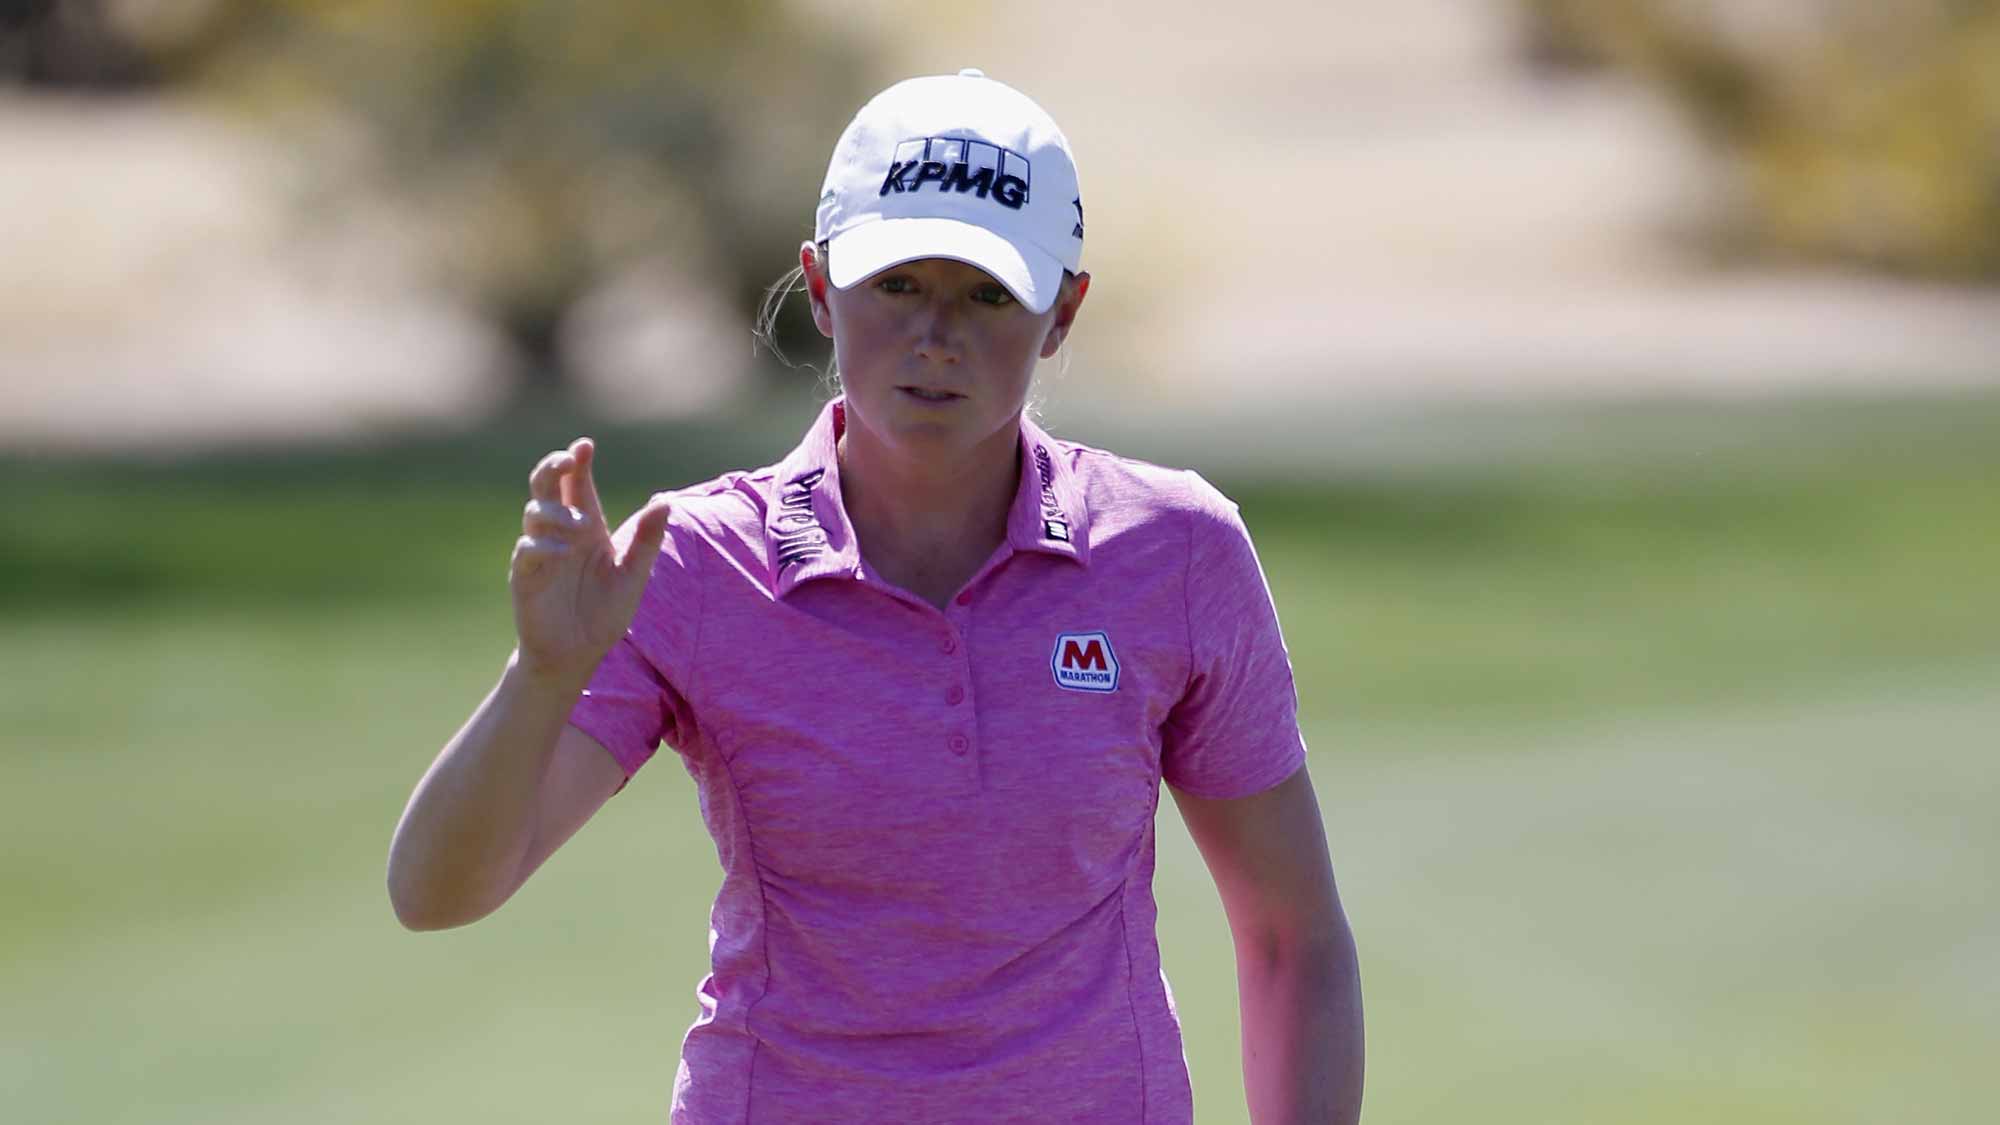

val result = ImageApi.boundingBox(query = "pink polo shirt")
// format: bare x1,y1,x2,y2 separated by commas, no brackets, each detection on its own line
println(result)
568,397,1308,1124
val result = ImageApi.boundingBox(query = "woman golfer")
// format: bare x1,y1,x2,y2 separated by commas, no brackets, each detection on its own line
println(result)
389,70,1363,1124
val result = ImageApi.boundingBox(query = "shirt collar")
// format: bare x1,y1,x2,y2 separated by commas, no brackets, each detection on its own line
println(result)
766,397,862,599
1008,410,1092,568
765,397,1092,599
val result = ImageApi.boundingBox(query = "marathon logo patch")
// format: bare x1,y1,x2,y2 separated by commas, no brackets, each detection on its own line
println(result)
880,136,1031,210
774,468,828,572
1052,631,1119,693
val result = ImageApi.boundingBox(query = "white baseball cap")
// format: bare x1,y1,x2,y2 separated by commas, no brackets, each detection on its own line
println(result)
814,69,1084,315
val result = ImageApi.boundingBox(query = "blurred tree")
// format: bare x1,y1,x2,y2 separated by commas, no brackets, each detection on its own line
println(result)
0,0,241,88
103,0,870,403
1518,0,2000,282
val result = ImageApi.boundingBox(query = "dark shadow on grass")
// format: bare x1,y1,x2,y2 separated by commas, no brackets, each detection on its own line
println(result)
5,389,1999,620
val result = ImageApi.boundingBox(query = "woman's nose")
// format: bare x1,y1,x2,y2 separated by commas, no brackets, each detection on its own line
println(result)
912,298,963,364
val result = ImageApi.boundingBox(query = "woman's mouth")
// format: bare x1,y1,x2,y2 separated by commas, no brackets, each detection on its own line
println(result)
898,386,964,404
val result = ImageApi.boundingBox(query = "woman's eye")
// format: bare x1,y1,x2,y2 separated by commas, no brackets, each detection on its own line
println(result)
877,276,915,294
972,285,1015,306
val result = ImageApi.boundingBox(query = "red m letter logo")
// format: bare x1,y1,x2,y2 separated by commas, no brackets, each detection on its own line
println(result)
1061,639,1107,671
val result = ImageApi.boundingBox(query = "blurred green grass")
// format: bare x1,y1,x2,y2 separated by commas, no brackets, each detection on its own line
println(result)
4,393,1997,1123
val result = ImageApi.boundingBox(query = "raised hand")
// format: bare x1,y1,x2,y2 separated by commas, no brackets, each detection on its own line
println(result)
509,437,672,690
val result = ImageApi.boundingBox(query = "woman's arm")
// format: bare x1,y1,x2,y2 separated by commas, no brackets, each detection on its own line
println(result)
387,661,627,931
386,437,671,931
1169,764,1363,1125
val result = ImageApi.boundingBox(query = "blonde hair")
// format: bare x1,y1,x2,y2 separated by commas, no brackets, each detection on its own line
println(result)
753,242,842,398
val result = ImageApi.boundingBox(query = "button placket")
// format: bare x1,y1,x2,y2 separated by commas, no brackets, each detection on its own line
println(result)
939,604,979,790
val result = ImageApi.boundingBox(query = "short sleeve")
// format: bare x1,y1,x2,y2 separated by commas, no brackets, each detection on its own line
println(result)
1160,472,1309,799
566,505,703,781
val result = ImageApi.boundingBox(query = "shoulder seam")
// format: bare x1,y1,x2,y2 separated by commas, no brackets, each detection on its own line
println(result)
672,472,757,500
1063,440,1184,475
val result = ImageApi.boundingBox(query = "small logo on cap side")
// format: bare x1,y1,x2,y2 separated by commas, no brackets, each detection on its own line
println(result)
880,136,1031,210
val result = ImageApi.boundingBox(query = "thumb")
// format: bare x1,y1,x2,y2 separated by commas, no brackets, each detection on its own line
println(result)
615,494,674,581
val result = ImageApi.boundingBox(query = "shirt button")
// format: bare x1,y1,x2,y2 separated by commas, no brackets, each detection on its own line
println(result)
948,735,969,755
955,591,973,606
946,684,966,706
941,635,957,654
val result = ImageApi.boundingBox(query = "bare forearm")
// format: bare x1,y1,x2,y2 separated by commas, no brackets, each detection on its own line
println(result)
1237,924,1365,1125
387,652,582,930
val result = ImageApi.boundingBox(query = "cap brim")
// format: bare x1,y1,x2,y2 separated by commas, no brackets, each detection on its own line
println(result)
825,218,1064,314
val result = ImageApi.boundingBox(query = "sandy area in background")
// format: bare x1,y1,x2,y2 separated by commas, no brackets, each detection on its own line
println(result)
5,0,1997,452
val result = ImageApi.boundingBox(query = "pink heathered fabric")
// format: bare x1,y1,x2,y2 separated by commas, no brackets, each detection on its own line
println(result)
568,398,1308,1124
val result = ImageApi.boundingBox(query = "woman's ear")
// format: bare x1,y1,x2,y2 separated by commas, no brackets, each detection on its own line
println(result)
801,241,834,338
1039,271,1090,359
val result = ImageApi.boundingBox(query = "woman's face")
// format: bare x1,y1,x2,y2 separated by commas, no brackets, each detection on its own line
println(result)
804,243,1089,465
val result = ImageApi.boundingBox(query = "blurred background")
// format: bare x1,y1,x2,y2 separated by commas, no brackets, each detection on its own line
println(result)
4,1,1996,1121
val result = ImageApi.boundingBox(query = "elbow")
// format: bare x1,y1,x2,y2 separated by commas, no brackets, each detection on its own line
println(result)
386,854,495,933
390,892,457,933
388,870,450,932
1239,912,1358,980
388,878,488,933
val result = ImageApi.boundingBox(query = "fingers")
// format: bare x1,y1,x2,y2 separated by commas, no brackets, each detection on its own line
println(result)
523,440,664,588
510,532,571,581
615,493,674,580
522,498,591,539
562,438,610,531
519,443,601,586
527,438,609,532
528,448,574,505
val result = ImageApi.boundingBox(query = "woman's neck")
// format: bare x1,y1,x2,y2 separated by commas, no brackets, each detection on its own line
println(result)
836,410,1022,584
